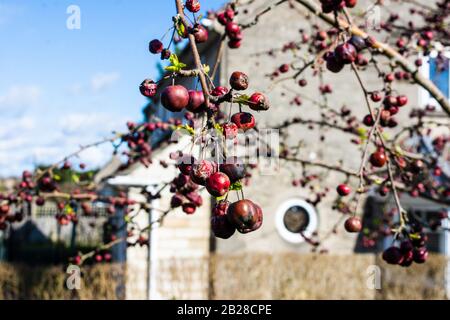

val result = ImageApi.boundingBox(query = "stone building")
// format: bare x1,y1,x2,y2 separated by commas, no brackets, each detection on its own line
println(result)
99,0,449,299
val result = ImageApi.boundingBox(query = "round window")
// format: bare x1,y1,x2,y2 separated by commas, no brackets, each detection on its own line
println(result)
275,199,318,244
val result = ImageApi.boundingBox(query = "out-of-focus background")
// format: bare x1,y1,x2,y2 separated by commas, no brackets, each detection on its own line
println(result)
0,0,449,300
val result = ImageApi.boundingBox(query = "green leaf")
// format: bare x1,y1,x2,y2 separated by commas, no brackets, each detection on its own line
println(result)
229,181,243,191
215,195,227,201
71,174,80,184
165,54,186,73
176,124,195,136
164,66,179,72
53,174,61,181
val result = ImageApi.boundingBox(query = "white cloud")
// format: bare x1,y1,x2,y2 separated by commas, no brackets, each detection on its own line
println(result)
0,85,42,109
0,112,125,177
90,72,120,92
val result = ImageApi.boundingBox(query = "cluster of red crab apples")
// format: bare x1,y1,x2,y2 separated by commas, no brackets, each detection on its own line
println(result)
177,155,263,239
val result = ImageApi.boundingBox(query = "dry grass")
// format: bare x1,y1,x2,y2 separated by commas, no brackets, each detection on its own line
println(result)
1,253,448,300
0,263,125,300
210,253,448,300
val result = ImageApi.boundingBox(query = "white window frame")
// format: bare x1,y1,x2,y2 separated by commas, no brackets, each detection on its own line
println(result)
275,199,318,244
418,49,450,111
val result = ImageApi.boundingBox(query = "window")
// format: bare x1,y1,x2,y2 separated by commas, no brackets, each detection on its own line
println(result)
419,51,450,111
275,199,318,244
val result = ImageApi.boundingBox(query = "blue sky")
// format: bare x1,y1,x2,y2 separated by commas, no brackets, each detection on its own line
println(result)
0,0,225,177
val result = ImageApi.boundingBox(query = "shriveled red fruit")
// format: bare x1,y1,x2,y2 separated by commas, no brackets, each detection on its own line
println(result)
396,95,408,107
413,247,428,264
229,71,249,91
298,79,307,87
227,199,263,234
334,42,357,64
345,0,357,8
225,22,241,39
370,150,387,167
206,172,231,197
231,112,255,132
382,246,404,265
187,90,205,113
212,215,236,239
399,250,414,267
279,64,289,73
190,160,216,185
228,39,242,49
149,39,163,54
171,194,184,208
248,92,270,111
336,184,351,196
140,79,158,98
212,200,229,217
178,155,196,175
182,203,197,215
370,91,382,102
186,192,203,207
193,25,208,43
220,157,245,183
344,216,362,233
185,0,200,13
211,86,229,96
222,122,238,139
325,52,344,73
161,85,189,112
363,114,374,126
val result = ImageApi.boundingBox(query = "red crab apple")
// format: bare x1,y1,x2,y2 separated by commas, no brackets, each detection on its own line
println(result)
229,71,249,91
225,22,241,39
222,122,238,139
227,199,263,234
149,39,163,54
220,156,246,183
396,95,408,107
228,39,242,49
178,155,196,175
325,52,344,73
206,172,231,197
248,92,270,111
363,114,374,126
231,112,255,132
370,150,387,167
140,79,158,98
212,201,235,239
211,86,229,97
187,90,205,113
190,160,216,185
382,246,403,265
344,216,362,233
185,0,200,13
413,247,428,264
193,25,208,43
161,85,189,112
370,91,382,102
345,0,357,7
182,203,197,215
334,42,357,64
337,184,351,196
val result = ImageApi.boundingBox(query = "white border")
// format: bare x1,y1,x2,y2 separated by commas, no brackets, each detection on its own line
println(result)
275,199,319,244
